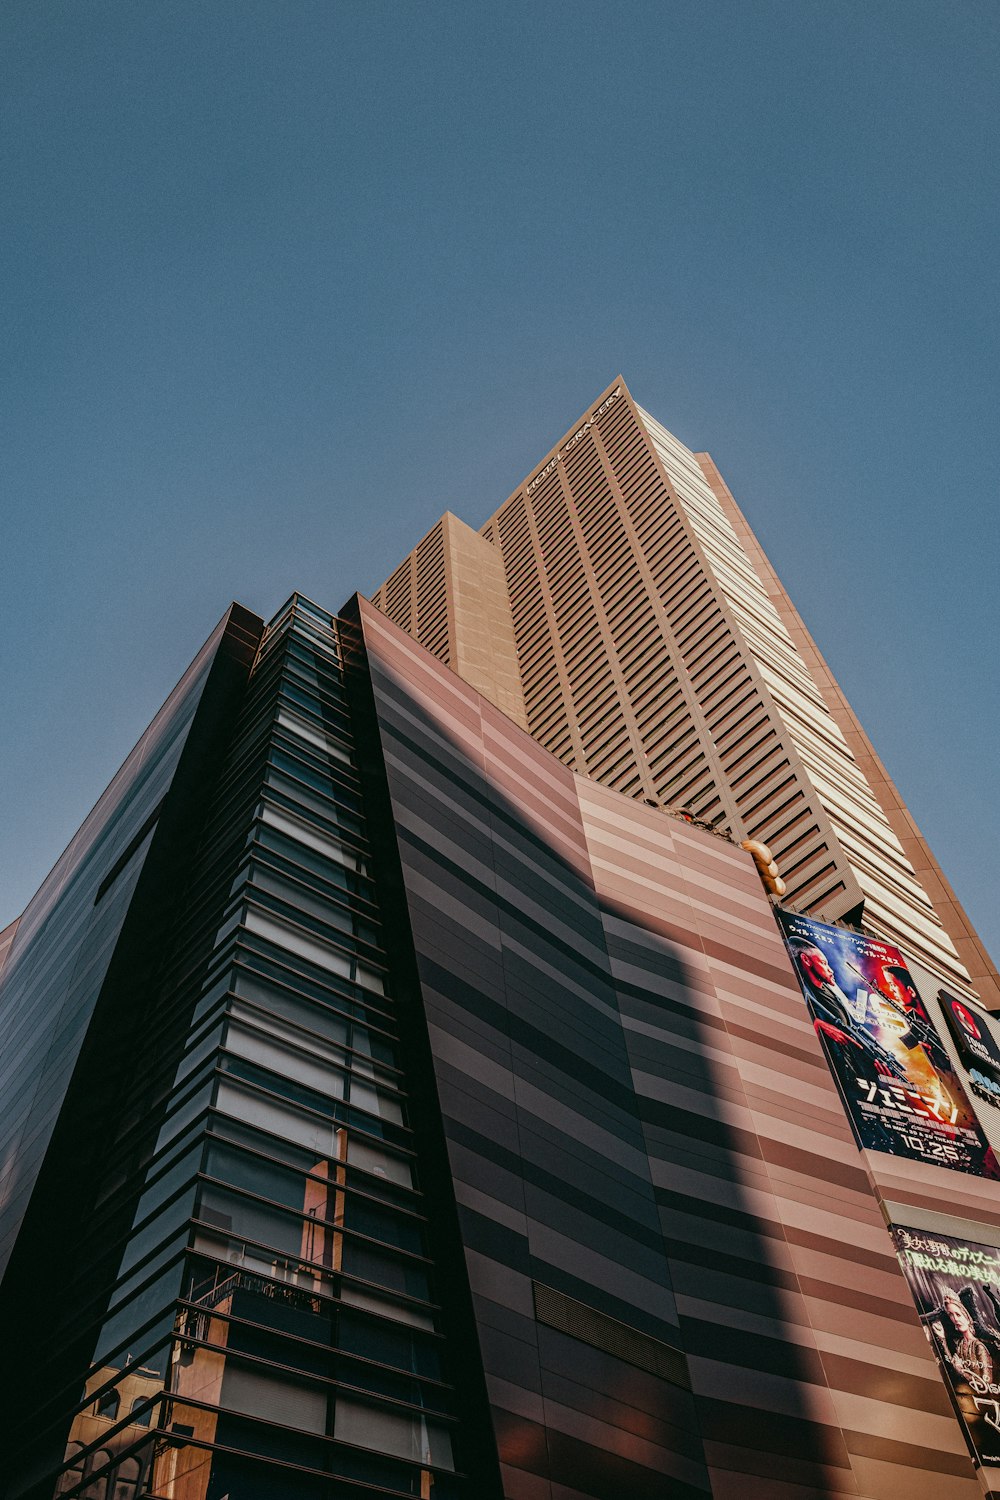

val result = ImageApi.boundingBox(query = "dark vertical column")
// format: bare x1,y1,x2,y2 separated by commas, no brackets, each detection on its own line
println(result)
340,594,506,1500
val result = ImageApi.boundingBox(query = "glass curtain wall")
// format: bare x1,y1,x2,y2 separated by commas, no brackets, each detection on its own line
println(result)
34,598,463,1500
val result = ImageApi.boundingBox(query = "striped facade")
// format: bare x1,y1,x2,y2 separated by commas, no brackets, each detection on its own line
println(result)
351,595,996,1500
372,379,997,1010
372,513,528,731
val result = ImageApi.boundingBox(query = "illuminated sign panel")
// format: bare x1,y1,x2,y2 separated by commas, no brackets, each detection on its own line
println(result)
892,1225,1000,1467
778,911,999,1178
939,989,1000,1079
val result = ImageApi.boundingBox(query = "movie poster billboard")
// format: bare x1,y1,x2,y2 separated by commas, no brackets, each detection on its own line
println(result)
892,1225,1000,1466
778,911,1000,1178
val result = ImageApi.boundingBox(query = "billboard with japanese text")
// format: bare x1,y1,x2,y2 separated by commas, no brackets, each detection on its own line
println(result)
778,911,999,1178
892,1225,1000,1466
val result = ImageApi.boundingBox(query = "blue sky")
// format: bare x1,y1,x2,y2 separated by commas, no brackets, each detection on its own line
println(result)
2,1,998,962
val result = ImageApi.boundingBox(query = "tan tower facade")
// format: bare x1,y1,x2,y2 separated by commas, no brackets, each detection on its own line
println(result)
373,377,998,1009
372,510,528,729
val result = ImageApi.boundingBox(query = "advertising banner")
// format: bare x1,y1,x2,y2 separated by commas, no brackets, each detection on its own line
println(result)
892,1225,1000,1466
778,911,999,1178
939,989,1000,1079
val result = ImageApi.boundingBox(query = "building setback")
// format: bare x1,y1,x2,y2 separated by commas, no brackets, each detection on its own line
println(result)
2,386,999,1500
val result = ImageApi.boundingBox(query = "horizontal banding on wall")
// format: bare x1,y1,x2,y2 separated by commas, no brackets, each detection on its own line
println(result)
533,1280,691,1389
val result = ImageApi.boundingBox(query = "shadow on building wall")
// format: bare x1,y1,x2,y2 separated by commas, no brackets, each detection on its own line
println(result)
346,598,886,1500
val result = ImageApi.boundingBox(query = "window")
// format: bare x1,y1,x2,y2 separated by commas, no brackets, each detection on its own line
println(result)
83,1448,114,1494
95,1389,120,1419
111,1456,141,1500
129,1396,151,1427
334,1397,454,1470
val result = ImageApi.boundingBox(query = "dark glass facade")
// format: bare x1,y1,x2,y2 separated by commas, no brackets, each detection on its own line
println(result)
4,598,494,1500
0,607,256,1293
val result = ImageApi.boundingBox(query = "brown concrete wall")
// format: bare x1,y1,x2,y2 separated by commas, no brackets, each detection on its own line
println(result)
358,595,986,1499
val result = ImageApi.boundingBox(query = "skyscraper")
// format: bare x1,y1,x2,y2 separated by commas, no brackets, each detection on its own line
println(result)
4,385,1000,1500
374,377,998,1010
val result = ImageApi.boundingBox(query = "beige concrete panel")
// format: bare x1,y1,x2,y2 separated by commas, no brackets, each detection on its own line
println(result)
440,512,529,730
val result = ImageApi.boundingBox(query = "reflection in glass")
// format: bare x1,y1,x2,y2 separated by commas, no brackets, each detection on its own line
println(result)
45,602,464,1500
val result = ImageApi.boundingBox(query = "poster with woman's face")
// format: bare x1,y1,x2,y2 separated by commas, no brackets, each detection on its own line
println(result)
892,1225,1000,1465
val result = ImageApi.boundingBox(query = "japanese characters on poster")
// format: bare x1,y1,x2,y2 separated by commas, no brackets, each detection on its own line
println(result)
777,911,1000,1178
892,1226,1000,1467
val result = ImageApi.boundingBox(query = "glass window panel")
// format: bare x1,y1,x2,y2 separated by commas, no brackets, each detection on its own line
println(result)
219,1363,329,1435
280,677,343,725
249,866,353,936
232,974,350,1048
341,1241,428,1301
268,750,346,810
277,708,350,763
131,1144,203,1230
344,1199,422,1256
117,1185,197,1279
54,1441,85,1495
284,639,343,688
173,1022,224,1085
348,1081,403,1126
339,1283,435,1332
214,1079,342,1158
346,1137,412,1188
334,1398,454,1470
352,1025,397,1069
95,1388,120,1419
259,805,356,870
205,1140,302,1208
211,906,243,949
229,1000,348,1071
355,965,384,996
85,1446,115,1480
111,1455,141,1500
224,1022,346,1099
191,972,233,1024
128,1397,151,1427
255,825,351,892
204,1139,345,1221
264,767,349,828
228,1003,398,1096
243,909,351,978
197,1185,303,1261
153,1077,214,1155
339,1311,442,1379
209,1113,342,1180
235,947,367,1019
95,1260,185,1371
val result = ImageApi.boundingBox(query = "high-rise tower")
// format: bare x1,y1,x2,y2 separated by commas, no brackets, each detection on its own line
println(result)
5,387,1000,1500
374,377,997,1009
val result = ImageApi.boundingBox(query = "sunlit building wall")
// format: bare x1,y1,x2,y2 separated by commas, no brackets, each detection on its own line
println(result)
374,378,998,1008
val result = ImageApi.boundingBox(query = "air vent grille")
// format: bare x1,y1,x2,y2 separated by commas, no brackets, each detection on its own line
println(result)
532,1281,689,1390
